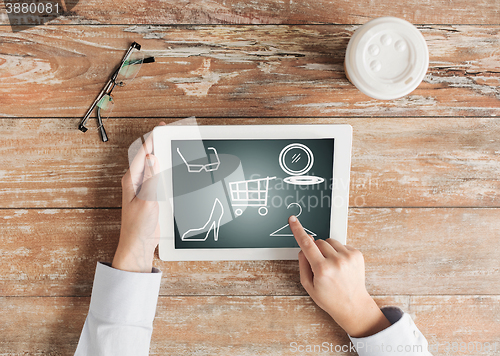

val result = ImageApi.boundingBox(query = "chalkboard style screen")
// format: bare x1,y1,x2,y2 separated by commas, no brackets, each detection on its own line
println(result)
171,139,334,249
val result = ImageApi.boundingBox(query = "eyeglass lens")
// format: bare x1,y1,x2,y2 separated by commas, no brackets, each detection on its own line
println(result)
116,49,144,85
96,94,114,128
92,49,144,131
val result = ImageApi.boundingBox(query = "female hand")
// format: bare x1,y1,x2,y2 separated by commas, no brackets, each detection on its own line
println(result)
112,122,166,273
289,215,391,338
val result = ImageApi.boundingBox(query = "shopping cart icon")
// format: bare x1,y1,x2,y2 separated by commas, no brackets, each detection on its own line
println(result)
229,176,276,216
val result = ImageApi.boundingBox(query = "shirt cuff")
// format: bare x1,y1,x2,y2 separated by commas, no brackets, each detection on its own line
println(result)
349,307,430,356
89,262,162,326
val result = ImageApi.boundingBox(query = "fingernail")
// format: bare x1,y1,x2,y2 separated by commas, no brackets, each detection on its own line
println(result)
289,215,297,223
146,155,155,167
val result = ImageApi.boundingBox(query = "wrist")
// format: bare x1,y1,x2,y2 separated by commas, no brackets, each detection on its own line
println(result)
334,293,392,338
112,243,155,273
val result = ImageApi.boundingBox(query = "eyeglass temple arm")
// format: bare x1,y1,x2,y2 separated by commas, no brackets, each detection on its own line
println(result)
208,147,220,164
78,42,142,132
96,106,109,142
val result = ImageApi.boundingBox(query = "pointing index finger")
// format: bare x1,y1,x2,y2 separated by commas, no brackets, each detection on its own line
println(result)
289,215,324,269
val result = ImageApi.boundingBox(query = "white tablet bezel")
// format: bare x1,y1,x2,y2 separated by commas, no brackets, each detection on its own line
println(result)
154,124,352,261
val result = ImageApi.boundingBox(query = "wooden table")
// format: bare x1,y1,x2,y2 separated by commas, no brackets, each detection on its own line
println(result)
1,1,499,354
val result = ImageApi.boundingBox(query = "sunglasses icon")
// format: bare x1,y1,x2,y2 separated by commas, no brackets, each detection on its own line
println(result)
177,147,221,173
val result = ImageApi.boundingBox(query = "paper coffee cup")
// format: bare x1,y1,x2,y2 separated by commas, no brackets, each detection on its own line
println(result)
344,17,429,100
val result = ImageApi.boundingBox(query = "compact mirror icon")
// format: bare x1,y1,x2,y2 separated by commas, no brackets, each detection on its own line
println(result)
279,143,325,185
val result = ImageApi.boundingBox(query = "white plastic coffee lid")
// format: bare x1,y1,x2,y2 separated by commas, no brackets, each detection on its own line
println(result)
345,17,429,100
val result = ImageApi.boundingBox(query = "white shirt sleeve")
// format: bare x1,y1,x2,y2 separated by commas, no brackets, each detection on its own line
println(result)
349,306,433,356
74,262,162,356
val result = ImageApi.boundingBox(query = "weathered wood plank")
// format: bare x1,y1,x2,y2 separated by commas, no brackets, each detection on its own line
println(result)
154,296,500,356
1,0,499,26
1,295,499,355
1,118,499,209
0,209,120,297
0,25,498,118
410,296,500,355
1,208,499,297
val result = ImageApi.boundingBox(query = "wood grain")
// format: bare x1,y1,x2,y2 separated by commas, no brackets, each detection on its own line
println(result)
1,208,499,297
1,0,499,26
1,1,499,354
0,25,498,118
1,295,498,355
411,296,500,355
1,118,499,209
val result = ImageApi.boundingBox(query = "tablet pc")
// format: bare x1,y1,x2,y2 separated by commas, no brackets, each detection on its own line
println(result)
154,124,352,261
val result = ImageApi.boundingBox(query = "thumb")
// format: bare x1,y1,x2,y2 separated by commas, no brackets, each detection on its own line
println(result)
137,154,159,201
143,154,157,181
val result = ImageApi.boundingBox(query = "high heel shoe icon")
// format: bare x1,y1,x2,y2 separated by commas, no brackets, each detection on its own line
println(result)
181,198,224,242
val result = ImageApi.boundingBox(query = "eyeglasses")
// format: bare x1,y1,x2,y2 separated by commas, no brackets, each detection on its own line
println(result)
177,147,221,172
78,42,155,142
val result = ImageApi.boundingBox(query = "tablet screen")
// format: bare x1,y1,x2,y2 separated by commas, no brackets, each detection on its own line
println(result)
171,138,334,249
